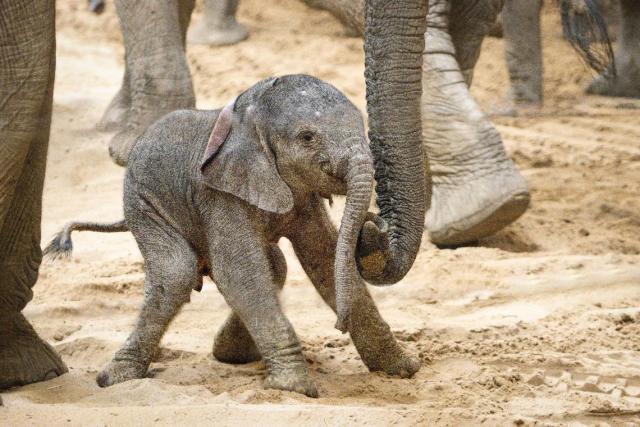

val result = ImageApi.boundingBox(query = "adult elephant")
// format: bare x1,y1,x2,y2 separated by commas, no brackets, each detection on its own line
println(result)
501,0,637,112
0,0,429,389
302,0,531,245
101,0,530,246
0,1,68,388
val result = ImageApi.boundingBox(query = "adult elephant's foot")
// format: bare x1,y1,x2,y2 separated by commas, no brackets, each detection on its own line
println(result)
97,86,130,132
108,126,139,167
427,162,530,246
0,312,68,389
586,67,640,99
108,81,195,166
187,18,248,46
96,358,147,387
212,313,261,364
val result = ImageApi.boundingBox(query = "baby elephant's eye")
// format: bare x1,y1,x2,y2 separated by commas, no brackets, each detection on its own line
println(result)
298,130,315,143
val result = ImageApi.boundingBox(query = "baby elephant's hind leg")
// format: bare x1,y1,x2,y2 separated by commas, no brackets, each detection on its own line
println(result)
97,232,198,387
213,243,286,364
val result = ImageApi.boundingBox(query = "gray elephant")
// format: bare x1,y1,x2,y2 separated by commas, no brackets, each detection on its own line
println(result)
0,1,68,388
99,0,531,247
1,0,429,389
501,0,637,112
46,75,420,397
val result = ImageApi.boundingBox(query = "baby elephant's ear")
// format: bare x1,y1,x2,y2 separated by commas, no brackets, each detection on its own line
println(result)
200,100,294,214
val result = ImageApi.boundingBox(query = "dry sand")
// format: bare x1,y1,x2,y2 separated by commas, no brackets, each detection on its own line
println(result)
1,0,639,425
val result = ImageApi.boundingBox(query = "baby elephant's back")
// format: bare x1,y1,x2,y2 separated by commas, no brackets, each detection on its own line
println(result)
125,109,219,194
123,109,220,232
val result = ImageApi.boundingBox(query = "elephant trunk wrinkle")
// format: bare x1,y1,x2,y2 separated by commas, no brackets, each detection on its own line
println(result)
334,147,374,333
359,0,429,286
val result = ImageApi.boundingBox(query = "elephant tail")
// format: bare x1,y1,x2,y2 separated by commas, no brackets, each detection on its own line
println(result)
559,0,615,78
43,219,128,260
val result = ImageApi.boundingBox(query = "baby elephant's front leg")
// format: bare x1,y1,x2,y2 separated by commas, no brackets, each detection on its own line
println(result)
212,243,286,364
209,234,317,397
290,201,420,378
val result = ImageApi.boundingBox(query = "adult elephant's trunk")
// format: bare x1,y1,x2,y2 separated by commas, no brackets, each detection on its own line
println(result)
335,143,375,333
357,0,429,285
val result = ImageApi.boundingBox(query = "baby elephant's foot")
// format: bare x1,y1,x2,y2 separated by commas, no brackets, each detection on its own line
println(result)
365,348,420,379
96,359,147,387
264,368,318,398
213,315,262,364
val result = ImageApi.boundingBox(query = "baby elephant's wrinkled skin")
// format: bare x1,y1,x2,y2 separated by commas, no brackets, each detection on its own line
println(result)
50,75,419,397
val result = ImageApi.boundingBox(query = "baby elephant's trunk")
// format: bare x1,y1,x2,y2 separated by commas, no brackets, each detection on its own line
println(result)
334,141,374,333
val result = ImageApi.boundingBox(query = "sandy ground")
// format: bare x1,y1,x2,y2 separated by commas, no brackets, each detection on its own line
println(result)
2,1,640,425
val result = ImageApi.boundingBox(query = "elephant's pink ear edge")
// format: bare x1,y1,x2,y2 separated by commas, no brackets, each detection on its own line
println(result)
201,97,237,170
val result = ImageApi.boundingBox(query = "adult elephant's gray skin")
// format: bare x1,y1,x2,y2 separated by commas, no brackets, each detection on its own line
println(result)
46,75,421,397
0,2,68,388
303,0,531,246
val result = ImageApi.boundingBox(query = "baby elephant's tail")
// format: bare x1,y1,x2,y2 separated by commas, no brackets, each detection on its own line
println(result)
43,219,128,260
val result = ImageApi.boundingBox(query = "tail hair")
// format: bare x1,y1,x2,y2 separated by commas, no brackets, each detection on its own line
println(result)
43,219,128,261
560,0,616,78
43,227,75,260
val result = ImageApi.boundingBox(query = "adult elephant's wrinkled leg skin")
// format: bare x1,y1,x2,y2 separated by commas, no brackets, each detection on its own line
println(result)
423,0,530,246
97,68,130,132
587,0,640,98
212,243,286,364
502,0,544,111
109,0,196,166
188,0,248,46
0,1,67,389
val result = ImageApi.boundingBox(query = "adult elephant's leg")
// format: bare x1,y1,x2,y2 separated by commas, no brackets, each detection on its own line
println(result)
0,1,67,389
423,0,529,245
109,0,196,166
501,0,543,111
187,0,248,46
96,68,130,132
587,0,640,98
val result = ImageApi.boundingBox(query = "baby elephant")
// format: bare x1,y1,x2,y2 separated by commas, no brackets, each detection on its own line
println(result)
46,75,419,397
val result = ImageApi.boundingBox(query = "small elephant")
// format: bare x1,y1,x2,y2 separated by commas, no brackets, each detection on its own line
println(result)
46,74,420,397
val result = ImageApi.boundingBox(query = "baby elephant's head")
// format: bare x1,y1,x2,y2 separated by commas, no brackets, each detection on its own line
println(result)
201,74,375,331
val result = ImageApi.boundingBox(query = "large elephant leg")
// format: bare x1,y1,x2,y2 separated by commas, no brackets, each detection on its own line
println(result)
188,0,248,46
0,1,67,388
97,68,130,132
587,0,640,98
502,0,544,109
422,0,529,245
108,0,196,166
